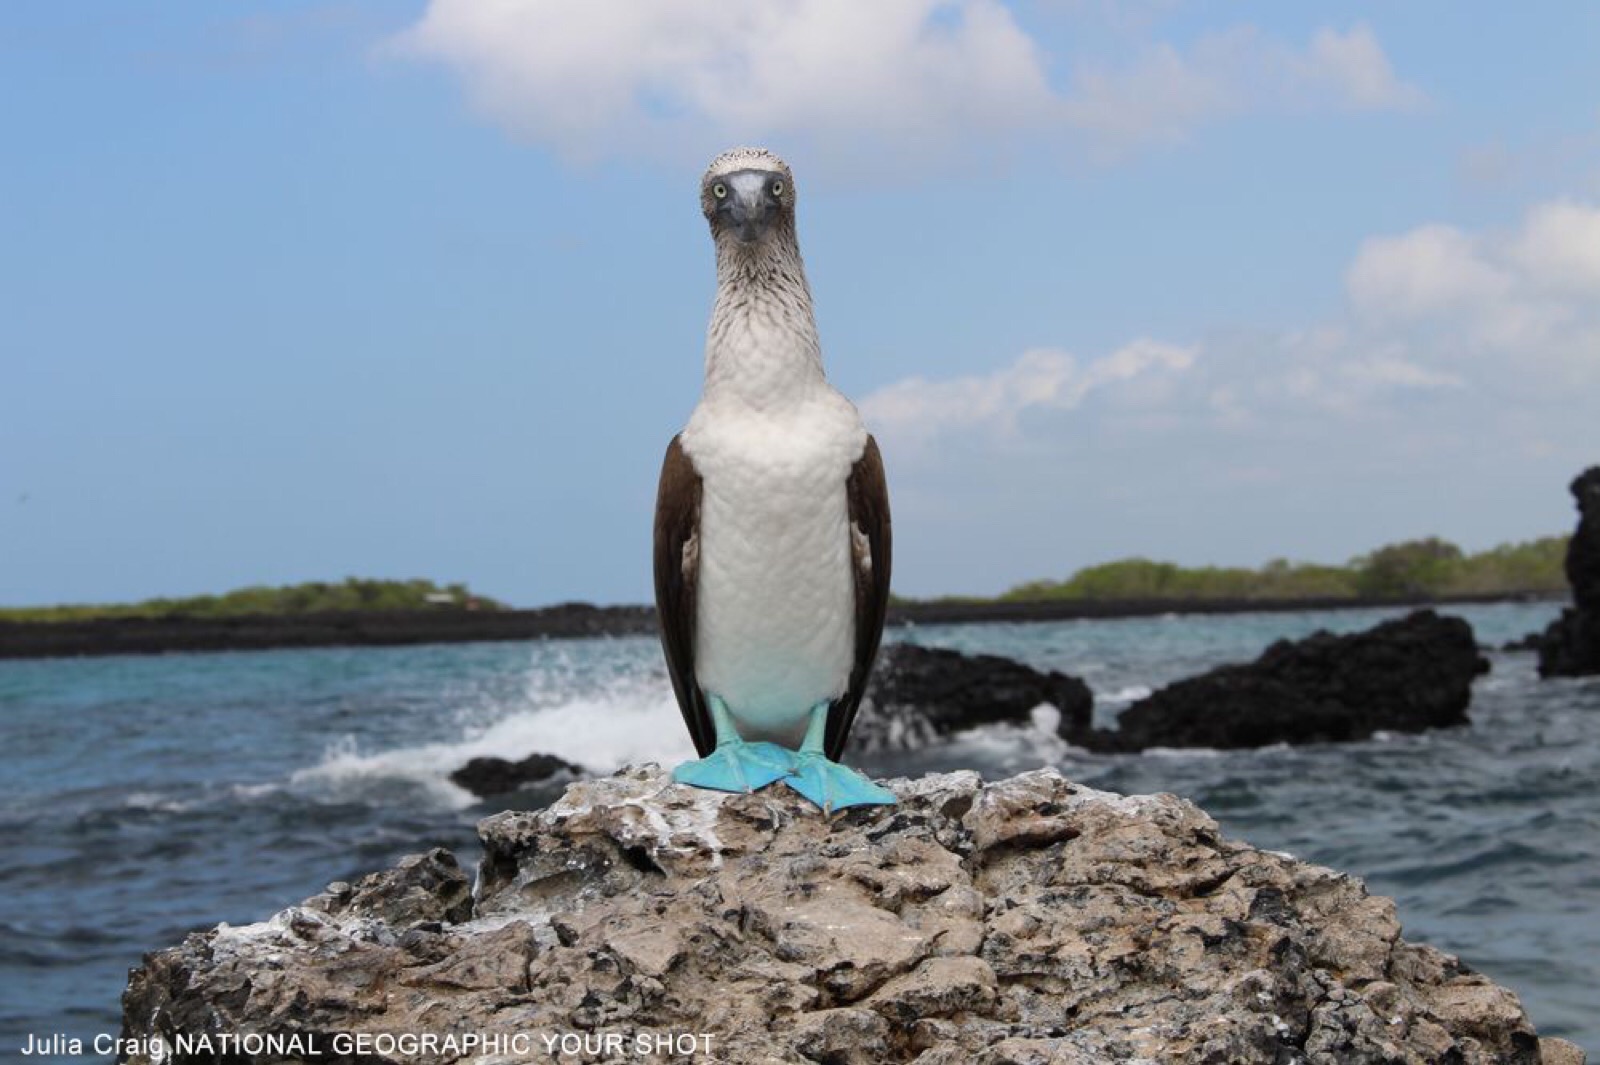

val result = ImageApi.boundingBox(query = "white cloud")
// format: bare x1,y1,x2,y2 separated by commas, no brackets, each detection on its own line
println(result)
389,0,1055,161
867,199,1599,457
859,339,1195,443
1343,200,1600,382
1510,200,1600,293
1058,41,1233,145
1298,24,1426,111
838,197,1596,595
1061,24,1426,150
1346,225,1511,321
1256,203,1600,411
1342,357,1463,391
390,3,1424,163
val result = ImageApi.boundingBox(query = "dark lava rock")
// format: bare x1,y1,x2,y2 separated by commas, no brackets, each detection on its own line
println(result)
1502,630,1545,652
449,752,583,798
1537,467,1600,677
1568,467,1600,611
853,642,1094,751
1095,610,1488,752
1537,609,1600,677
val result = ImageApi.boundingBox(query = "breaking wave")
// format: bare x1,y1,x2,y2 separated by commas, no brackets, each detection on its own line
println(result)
288,677,698,810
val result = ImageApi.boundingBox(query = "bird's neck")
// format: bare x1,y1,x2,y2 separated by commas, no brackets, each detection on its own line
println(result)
702,235,826,410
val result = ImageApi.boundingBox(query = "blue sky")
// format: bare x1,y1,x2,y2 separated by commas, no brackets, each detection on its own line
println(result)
3,2,1598,607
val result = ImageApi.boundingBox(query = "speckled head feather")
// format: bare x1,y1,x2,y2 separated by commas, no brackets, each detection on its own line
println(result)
703,146,792,185
701,147,796,222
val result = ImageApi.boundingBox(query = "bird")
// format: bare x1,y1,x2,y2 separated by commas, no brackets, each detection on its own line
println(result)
653,147,895,813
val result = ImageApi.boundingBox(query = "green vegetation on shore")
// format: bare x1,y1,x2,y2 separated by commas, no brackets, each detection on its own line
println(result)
1,534,1569,626
1000,536,1569,603
0,578,504,624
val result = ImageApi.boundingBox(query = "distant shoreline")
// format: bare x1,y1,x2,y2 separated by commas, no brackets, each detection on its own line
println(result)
0,592,1563,661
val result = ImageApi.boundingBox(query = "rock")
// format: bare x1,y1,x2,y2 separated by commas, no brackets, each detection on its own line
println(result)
1536,467,1600,677
855,643,1094,751
1566,467,1600,612
1092,610,1488,752
1536,609,1600,677
449,751,583,798
1503,630,1545,652
119,766,1571,1064
1546,1039,1592,1065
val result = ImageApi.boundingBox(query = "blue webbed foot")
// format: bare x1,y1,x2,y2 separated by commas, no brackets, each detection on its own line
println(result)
673,694,797,794
673,740,796,794
781,752,897,813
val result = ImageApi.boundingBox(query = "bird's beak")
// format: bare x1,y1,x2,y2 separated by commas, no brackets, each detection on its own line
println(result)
730,198,772,243
723,172,775,244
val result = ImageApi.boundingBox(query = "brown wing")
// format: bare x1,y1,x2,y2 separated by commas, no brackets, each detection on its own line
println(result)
825,435,892,761
654,435,713,756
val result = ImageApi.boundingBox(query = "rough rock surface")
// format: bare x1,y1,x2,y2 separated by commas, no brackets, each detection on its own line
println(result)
1093,610,1488,752
1537,467,1600,677
449,751,584,798
856,643,1094,751
120,766,1579,1064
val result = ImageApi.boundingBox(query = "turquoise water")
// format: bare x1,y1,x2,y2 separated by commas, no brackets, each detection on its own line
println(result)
2,601,1595,1058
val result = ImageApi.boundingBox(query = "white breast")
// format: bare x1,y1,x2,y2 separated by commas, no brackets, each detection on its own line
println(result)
681,389,868,745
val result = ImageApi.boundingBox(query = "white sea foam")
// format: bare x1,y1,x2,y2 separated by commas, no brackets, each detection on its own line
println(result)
1143,746,1224,759
121,791,197,813
288,679,698,811
942,707,1078,771
1097,684,1154,704
1029,703,1060,734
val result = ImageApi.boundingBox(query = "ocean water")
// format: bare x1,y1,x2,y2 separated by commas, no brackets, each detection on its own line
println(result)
2,602,1595,1059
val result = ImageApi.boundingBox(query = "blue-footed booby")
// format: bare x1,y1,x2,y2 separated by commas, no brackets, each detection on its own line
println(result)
654,147,894,813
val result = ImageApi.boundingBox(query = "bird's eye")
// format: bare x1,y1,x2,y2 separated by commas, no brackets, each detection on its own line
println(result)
712,183,727,200
771,181,784,197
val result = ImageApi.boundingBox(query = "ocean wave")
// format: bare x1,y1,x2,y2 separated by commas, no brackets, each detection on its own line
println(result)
939,706,1079,772
120,791,198,814
228,781,283,801
287,679,698,811
1142,746,1225,759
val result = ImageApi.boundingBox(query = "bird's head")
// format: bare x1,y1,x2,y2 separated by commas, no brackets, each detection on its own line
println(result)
701,147,795,247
